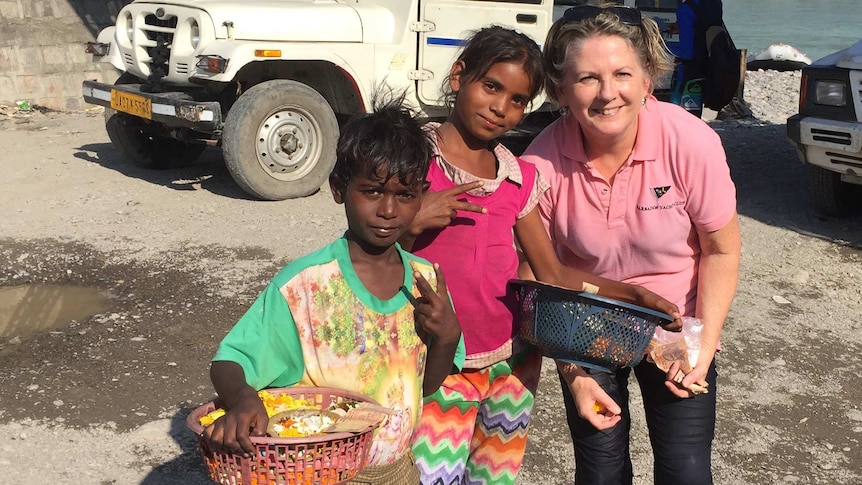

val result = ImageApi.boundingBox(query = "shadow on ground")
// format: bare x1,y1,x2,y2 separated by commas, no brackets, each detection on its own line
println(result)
714,121,862,248
73,142,257,201
138,410,213,485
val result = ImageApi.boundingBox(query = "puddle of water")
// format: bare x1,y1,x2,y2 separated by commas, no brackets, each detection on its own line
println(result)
837,244,862,262
0,284,111,339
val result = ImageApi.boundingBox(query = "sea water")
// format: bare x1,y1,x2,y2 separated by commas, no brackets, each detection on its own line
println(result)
723,0,861,62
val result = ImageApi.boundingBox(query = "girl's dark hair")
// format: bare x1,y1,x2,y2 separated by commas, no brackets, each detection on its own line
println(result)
331,92,433,191
442,25,545,107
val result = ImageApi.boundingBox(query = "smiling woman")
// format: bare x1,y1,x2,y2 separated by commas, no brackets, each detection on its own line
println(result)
520,5,741,484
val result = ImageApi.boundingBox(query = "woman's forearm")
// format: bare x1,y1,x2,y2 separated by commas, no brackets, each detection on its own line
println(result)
694,215,742,366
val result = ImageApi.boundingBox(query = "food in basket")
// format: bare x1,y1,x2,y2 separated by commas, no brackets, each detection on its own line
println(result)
198,389,361,437
510,279,673,372
267,409,342,438
188,388,384,485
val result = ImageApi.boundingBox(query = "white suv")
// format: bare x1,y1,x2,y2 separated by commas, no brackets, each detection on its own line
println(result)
787,39,862,215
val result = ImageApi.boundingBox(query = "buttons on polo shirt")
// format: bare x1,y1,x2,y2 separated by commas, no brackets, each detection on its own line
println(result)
601,188,608,194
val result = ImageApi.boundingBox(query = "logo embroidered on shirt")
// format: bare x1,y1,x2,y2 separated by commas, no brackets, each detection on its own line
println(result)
651,186,671,200
637,186,684,211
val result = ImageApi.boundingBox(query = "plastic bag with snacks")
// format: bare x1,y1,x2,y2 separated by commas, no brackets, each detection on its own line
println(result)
648,317,709,395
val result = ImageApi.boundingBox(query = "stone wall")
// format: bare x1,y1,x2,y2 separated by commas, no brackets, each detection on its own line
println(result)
0,0,133,111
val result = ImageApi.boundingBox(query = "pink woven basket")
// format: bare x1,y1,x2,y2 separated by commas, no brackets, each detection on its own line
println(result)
186,387,379,485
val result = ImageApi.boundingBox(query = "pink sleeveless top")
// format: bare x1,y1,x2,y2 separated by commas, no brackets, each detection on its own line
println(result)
411,158,537,357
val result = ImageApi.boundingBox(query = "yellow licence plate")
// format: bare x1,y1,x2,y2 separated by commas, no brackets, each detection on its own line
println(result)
110,89,152,120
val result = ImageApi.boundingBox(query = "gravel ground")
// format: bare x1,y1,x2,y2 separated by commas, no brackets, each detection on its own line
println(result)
0,69,860,484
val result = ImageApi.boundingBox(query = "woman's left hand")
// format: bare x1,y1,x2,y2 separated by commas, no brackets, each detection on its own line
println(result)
664,360,709,398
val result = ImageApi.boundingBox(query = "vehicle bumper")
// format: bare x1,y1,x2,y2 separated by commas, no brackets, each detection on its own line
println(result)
786,114,862,179
82,80,222,133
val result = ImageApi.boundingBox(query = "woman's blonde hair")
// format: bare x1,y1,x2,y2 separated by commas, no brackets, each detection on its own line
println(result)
542,3,675,105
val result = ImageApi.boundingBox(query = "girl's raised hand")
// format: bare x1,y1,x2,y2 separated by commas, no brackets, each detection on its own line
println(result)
412,263,461,345
411,181,487,234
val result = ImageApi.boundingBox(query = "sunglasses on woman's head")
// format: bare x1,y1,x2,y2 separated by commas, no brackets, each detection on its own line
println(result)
563,5,643,26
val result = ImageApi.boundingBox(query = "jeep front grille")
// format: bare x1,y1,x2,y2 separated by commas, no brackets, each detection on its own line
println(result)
824,151,862,170
116,4,211,84
141,14,177,85
810,128,852,146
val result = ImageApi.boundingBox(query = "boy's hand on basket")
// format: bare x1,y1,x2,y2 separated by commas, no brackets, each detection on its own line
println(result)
202,390,269,457
413,263,461,345
557,361,622,430
633,286,682,332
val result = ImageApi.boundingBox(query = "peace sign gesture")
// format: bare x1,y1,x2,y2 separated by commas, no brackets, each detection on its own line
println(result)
412,263,461,346
411,263,462,396
412,180,487,232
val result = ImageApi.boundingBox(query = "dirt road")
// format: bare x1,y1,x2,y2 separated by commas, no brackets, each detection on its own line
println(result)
1,71,861,484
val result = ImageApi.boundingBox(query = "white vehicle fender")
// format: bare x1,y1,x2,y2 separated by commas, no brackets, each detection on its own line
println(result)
96,26,125,72
194,41,365,88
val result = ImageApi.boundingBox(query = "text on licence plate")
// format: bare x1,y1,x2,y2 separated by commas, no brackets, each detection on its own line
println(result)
110,89,152,120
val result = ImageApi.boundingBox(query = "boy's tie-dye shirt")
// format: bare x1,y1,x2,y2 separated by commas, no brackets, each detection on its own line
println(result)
214,237,465,466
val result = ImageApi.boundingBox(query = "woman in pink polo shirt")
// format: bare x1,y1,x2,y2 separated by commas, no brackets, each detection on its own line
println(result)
520,5,741,485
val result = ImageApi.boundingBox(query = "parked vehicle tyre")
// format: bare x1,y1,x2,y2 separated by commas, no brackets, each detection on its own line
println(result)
222,80,338,200
810,166,860,216
104,73,206,170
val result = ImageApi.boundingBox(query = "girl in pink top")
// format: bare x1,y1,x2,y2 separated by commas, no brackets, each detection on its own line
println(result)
402,25,681,485
520,5,742,485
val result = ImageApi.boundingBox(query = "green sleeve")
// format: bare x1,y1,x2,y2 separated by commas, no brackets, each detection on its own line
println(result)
452,333,466,372
212,280,304,389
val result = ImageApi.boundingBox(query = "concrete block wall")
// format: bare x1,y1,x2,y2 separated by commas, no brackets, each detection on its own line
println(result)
0,0,133,111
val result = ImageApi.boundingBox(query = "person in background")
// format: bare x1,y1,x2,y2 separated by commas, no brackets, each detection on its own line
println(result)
402,25,681,485
667,0,724,117
201,97,466,485
521,4,741,484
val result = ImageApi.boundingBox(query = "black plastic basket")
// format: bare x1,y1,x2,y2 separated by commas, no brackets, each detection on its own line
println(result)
511,279,673,372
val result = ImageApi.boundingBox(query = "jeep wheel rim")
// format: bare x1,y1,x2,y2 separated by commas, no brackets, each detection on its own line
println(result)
255,107,323,181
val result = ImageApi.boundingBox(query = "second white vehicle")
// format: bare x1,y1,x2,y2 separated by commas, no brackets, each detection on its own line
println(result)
787,39,862,215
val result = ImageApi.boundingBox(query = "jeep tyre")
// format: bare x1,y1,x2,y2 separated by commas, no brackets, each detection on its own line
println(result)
810,166,860,216
222,80,338,200
104,73,206,170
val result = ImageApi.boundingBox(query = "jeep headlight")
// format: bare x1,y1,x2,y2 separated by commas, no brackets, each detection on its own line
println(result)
190,20,200,49
124,12,134,41
814,80,846,107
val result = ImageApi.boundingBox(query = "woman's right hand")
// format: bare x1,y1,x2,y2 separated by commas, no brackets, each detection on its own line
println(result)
557,361,622,430
201,390,269,457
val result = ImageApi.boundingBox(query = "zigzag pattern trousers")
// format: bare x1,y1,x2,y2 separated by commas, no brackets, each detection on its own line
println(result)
412,348,542,485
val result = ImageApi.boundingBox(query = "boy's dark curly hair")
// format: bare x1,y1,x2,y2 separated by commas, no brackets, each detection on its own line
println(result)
330,93,433,191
